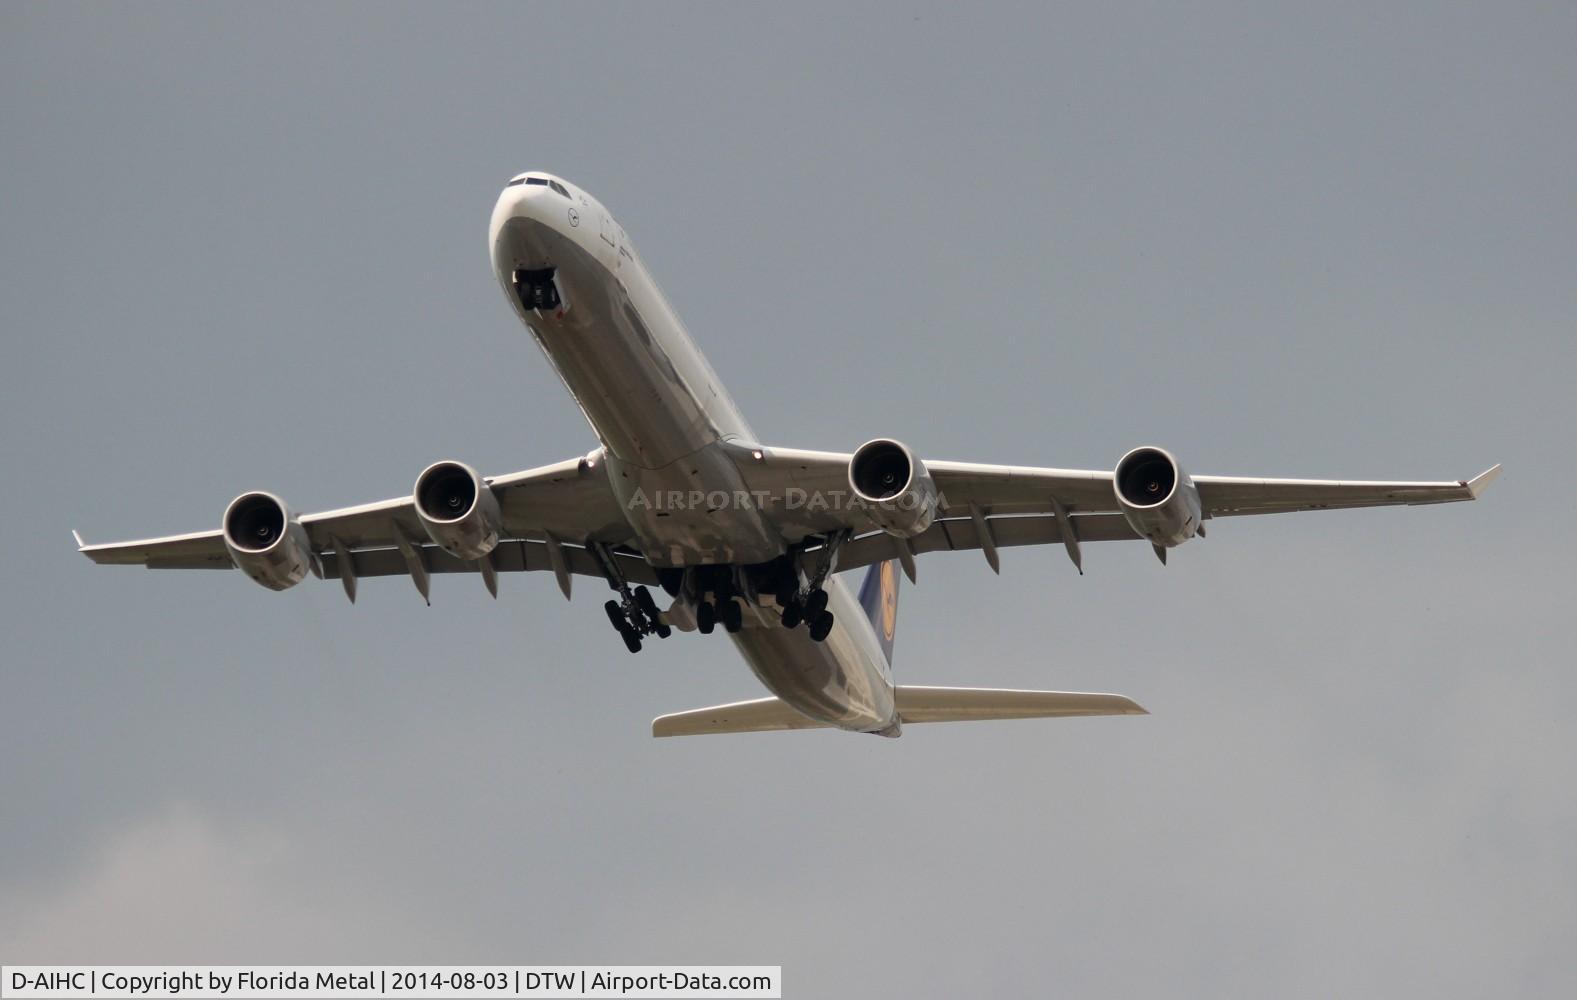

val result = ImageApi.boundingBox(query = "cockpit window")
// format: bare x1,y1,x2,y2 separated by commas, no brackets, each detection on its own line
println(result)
506,177,570,197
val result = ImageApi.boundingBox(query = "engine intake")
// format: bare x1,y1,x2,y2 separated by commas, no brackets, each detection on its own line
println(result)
848,438,939,538
1113,446,1202,548
414,460,502,560
222,492,312,590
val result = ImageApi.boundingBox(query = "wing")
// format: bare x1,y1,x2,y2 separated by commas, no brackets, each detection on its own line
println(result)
731,442,1499,575
75,454,653,596
73,528,234,569
1190,465,1501,515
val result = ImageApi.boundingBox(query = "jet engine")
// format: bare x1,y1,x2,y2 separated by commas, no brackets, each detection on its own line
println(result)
1113,446,1202,548
222,491,313,590
414,460,502,560
848,438,939,538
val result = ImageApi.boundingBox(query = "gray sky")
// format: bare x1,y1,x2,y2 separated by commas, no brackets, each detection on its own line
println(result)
2,3,1572,996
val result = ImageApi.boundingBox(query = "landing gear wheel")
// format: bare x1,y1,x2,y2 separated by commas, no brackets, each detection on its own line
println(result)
809,610,835,643
633,585,661,627
774,580,798,608
720,598,744,634
604,600,626,633
654,621,672,639
780,601,803,630
804,588,829,619
656,567,684,598
621,629,642,654
696,600,717,635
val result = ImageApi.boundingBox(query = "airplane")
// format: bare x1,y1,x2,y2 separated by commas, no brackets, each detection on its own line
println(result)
76,171,1501,738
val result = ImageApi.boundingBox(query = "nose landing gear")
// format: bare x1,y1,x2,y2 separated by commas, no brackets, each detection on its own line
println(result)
513,267,567,317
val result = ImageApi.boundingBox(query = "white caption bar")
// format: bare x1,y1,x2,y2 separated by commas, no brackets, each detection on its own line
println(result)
1,968,781,999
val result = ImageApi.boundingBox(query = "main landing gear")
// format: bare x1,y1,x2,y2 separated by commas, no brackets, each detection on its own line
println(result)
592,543,671,654
778,583,834,643
688,563,832,643
594,542,848,651
693,568,745,637
773,533,846,644
603,585,670,654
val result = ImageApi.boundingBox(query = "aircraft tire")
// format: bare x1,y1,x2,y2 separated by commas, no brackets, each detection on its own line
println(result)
656,567,684,598
633,585,661,625
721,598,744,633
804,588,829,618
604,600,626,633
774,579,797,608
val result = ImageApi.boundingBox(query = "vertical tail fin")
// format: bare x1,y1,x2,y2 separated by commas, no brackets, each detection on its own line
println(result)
856,559,901,664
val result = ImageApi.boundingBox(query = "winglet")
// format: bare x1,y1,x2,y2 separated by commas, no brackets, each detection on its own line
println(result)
72,530,86,550
1465,464,1502,499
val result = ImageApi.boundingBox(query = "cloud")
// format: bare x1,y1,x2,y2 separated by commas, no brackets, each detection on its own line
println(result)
0,804,460,963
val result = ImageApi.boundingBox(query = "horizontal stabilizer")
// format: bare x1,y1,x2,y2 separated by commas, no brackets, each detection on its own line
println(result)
652,697,833,737
894,685,1147,722
652,686,1147,737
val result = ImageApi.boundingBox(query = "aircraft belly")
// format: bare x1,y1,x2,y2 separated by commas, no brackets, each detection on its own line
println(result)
731,578,896,733
606,445,785,566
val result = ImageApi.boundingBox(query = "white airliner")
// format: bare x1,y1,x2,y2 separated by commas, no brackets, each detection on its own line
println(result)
77,172,1500,737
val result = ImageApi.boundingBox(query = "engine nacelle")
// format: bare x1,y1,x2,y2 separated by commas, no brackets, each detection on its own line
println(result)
414,460,502,560
222,491,313,590
1114,446,1202,548
848,438,939,538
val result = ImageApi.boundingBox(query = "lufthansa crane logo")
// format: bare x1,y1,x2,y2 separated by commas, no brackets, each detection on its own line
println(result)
880,560,898,642
567,207,580,227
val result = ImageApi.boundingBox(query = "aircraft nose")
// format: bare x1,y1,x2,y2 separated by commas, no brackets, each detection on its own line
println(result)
494,175,583,239
490,179,570,279
496,177,546,216
490,179,550,248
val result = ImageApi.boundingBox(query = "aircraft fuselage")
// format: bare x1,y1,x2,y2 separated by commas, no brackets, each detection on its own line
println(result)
489,173,897,735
